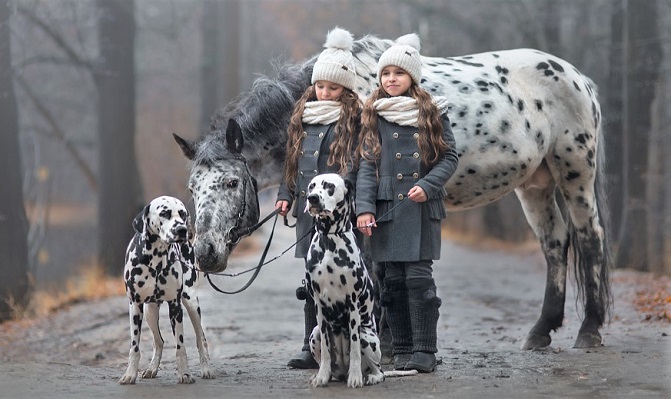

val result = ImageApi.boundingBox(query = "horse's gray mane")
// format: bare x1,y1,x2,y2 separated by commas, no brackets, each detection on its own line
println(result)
192,34,392,167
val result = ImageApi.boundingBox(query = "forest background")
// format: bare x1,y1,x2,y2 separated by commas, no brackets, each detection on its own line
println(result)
0,0,669,321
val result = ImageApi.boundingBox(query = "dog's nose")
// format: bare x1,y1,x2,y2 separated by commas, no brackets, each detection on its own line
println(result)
307,194,319,204
175,225,188,238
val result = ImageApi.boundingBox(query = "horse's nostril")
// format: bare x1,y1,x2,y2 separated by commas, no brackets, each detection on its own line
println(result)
308,194,319,204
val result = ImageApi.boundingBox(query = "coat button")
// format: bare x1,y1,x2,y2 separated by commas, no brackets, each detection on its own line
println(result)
413,152,419,159
392,132,399,139
397,194,404,200
396,173,403,180
314,150,319,157
300,190,306,197
395,152,402,159
413,132,419,139
299,171,304,176
413,172,419,179
303,131,308,137
300,150,304,156
319,132,324,138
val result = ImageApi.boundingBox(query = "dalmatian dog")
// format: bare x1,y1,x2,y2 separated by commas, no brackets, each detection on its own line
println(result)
119,196,214,385
303,173,386,388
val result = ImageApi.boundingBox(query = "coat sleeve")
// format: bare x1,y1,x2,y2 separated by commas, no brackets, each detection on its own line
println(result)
415,113,459,199
276,176,294,208
355,156,378,216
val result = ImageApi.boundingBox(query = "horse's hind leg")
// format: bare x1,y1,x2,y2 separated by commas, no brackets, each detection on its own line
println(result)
552,151,609,348
515,164,569,350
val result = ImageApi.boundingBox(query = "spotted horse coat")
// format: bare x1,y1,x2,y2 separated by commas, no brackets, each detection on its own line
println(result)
119,196,214,385
174,35,612,351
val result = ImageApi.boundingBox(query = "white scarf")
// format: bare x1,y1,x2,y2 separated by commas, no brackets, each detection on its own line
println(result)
302,100,342,125
373,95,450,127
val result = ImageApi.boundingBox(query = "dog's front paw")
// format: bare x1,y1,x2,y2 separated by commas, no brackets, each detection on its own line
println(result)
118,372,137,385
310,371,331,387
347,372,364,388
201,366,216,379
141,367,159,379
178,373,196,384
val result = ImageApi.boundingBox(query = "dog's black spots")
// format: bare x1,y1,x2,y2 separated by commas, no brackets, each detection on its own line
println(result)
305,174,384,384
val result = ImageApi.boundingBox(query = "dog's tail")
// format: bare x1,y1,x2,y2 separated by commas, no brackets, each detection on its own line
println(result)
383,370,419,377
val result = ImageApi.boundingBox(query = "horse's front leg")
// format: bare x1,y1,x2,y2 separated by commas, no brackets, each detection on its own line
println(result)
515,185,569,350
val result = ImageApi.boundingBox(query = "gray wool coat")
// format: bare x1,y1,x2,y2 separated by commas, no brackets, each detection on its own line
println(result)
356,113,459,263
276,122,357,258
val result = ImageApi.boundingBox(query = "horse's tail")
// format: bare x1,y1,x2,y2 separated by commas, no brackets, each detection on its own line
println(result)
569,80,614,324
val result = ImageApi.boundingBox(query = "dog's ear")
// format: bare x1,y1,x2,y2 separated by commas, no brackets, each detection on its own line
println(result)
344,177,354,199
132,204,150,235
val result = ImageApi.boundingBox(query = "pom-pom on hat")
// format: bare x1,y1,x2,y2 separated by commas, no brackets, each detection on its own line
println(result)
377,33,423,84
311,27,357,91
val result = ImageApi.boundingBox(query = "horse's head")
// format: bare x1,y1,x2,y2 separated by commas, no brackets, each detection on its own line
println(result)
173,119,260,273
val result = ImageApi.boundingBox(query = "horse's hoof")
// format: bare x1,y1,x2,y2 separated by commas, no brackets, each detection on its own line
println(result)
521,332,551,350
573,331,602,348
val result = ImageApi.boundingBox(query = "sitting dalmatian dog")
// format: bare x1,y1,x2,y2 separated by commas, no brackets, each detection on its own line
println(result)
304,173,386,388
119,196,214,385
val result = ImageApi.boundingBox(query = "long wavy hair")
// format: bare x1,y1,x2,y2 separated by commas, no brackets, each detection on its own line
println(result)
283,85,362,191
358,83,449,169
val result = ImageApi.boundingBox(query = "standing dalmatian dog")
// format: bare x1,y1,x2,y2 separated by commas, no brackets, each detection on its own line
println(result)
305,174,416,388
119,196,214,385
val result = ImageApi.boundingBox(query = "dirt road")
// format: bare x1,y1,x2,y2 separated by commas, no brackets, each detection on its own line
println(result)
1,218,669,398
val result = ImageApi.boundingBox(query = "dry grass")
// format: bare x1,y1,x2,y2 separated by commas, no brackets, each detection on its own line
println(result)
12,262,125,321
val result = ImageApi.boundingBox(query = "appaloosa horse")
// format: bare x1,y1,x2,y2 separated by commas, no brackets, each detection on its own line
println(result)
173,34,612,350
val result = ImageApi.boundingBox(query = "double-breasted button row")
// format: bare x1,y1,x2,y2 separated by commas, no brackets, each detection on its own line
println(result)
299,170,318,176
395,152,420,159
391,132,419,139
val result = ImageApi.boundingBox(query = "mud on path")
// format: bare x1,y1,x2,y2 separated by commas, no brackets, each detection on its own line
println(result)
1,222,669,398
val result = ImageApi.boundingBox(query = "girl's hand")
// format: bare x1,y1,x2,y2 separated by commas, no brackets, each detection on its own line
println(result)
357,213,376,237
408,186,427,203
275,200,290,217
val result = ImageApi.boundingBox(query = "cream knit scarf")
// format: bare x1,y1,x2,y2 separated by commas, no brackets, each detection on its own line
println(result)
302,100,341,125
373,95,450,127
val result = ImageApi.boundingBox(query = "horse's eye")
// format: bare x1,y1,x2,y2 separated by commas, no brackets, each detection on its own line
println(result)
226,179,239,189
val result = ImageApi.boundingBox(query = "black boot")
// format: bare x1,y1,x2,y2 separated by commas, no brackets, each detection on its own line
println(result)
287,290,318,369
381,277,413,370
405,278,441,373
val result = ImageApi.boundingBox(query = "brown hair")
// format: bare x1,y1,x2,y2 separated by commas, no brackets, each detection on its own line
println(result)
283,85,362,191
358,83,449,168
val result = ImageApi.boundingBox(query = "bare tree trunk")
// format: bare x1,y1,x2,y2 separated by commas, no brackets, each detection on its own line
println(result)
615,0,662,271
605,0,625,240
95,0,143,276
200,0,240,134
0,0,31,321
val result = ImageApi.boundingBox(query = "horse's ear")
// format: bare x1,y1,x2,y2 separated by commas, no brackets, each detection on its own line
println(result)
173,133,197,160
225,119,244,154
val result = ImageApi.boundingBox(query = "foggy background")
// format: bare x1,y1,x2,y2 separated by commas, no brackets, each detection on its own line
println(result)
1,0,669,319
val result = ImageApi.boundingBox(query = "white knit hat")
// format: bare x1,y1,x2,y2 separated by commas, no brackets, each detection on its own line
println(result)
377,33,423,84
311,27,357,91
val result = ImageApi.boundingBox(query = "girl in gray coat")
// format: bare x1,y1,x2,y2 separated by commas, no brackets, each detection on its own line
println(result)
275,28,362,369
356,34,459,373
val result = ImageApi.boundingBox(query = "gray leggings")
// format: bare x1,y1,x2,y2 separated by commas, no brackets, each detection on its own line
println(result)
382,260,434,281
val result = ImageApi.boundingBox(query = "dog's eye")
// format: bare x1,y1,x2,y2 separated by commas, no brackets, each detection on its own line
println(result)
327,183,335,190
226,179,239,189
178,210,187,219
159,210,171,218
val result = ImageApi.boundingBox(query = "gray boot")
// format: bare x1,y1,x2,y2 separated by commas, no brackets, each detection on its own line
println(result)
381,277,413,370
406,278,441,373
287,292,318,369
